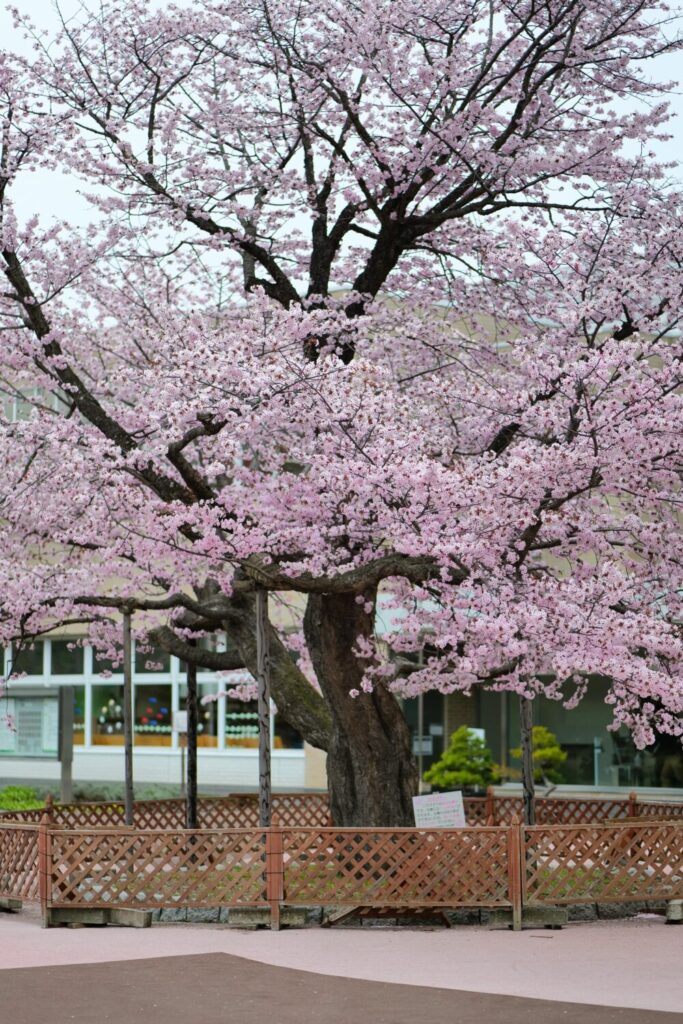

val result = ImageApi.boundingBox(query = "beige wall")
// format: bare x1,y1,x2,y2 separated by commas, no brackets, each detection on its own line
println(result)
443,691,479,738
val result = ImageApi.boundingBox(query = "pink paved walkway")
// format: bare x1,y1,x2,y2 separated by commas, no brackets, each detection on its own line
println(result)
0,907,679,1014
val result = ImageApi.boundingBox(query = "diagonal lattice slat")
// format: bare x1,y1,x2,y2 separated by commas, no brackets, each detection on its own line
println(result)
281,827,511,907
463,799,488,824
0,825,40,900
524,823,683,904
49,828,268,908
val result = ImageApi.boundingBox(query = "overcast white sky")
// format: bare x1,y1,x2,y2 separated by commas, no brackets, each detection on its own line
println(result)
1,0,682,226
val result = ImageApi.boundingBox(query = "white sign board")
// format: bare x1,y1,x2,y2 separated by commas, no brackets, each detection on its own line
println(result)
0,695,60,759
412,791,466,829
172,710,188,733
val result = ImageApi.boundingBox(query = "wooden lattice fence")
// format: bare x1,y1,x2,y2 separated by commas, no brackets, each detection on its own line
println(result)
0,792,331,830
0,824,40,902
524,822,683,905
48,827,269,909
2,791,683,929
280,826,514,909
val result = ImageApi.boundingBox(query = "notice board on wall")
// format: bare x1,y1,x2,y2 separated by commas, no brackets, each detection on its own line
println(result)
0,693,60,759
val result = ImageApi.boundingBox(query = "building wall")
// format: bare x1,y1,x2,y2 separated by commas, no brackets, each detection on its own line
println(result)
0,637,308,791
479,681,683,789
0,747,305,789
443,691,479,738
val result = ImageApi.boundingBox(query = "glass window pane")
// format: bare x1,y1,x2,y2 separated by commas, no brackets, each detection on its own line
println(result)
135,645,170,674
72,685,85,747
93,648,123,675
51,640,84,676
274,716,304,750
92,685,125,746
225,699,259,747
9,642,44,676
178,684,219,748
134,684,172,746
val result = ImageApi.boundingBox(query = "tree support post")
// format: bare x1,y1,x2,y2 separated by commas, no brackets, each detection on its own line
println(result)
507,814,524,932
38,811,52,928
265,822,283,930
485,786,496,825
519,696,536,826
122,610,135,826
256,589,272,829
185,640,198,830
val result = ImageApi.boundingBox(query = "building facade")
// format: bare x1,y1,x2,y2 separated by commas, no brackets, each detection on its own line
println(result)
0,637,312,790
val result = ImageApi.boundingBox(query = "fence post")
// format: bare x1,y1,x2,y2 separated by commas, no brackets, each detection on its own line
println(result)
507,814,523,931
486,786,495,825
45,793,54,824
628,791,638,818
38,812,52,928
265,819,283,931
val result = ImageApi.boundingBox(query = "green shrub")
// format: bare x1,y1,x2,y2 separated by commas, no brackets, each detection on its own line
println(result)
510,725,567,784
424,726,501,791
0,785,44,811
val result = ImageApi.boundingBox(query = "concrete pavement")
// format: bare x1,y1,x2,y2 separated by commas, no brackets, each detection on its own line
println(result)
1,906,681,1022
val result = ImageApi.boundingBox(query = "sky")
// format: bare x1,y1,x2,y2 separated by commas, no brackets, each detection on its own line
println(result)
1,0,682,227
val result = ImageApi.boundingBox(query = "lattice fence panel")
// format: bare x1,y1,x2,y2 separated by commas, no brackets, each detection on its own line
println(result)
281,827,511,908
55,803,126,828
535,799,628,824
0,825,40,900
492,796,523,823
273,794,331,827
635,801,683,819
195,793,331,829
206,796,261,828
48,828,268,908
463,799,488,825
0,808,44,823
525,823,683,904
133,800,186,829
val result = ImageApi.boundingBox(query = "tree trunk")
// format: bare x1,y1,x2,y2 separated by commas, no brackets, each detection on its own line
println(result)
304,591,418,826
519,696,536,826
185,642,198,830
225,591,332,751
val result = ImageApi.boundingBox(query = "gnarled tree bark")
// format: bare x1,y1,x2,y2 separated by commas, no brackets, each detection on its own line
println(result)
304,590,418,826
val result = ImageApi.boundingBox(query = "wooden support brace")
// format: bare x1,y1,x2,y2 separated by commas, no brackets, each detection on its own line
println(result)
265,825,284,930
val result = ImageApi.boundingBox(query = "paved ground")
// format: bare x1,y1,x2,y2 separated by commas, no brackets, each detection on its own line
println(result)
1,908,681,1023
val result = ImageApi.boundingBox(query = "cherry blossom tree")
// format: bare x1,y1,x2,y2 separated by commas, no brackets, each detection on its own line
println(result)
1,0,682,825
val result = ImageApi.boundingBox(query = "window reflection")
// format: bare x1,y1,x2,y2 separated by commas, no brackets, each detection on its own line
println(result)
92,685,125,746
52,640,84,676
179,684,219,747
134,684,172,746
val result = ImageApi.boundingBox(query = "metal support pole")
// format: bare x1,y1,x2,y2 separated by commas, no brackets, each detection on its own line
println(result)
255,590,272,828
500,692,509,773
186,642,198,829
122,611,134,826
417,692,425,792
59,685,74,804
519,696,536,827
